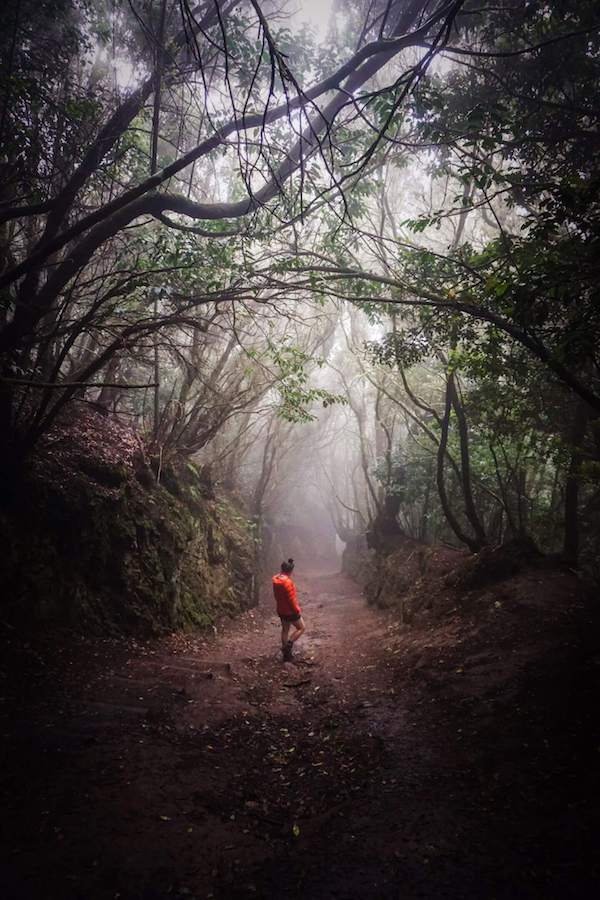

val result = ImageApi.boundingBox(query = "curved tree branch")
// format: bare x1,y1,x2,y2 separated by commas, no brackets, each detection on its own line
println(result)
0,0,457,296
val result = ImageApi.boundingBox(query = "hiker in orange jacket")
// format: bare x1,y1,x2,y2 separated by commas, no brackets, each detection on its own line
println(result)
272,558,305,661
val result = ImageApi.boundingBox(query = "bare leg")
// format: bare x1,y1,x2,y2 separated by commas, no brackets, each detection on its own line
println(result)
281,620,291,649
289,616,305,644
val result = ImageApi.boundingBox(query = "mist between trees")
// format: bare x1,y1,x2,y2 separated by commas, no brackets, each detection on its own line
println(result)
1,0,599,579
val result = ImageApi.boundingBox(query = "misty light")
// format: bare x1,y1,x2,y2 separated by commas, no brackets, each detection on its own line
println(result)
290,0,335,39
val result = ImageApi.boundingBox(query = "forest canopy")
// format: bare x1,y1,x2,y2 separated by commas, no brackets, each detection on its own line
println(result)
1,0,599,570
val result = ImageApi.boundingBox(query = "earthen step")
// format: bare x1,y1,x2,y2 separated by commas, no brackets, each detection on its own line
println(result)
170,657,234,674
154,664,215,678
104,675,163,687
74,700,150,718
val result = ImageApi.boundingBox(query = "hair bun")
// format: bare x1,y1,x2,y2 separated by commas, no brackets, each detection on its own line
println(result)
288,558,294,564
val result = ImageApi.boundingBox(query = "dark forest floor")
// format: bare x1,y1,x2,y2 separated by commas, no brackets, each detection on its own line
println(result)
1,566,599,899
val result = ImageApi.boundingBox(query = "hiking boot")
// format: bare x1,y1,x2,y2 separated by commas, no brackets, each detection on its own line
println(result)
282,640,293,661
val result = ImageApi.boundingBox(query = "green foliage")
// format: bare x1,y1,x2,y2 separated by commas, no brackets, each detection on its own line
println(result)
262,340,346,423
393,0,600,397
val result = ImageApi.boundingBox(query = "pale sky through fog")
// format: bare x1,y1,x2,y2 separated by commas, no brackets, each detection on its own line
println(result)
291,0,335,39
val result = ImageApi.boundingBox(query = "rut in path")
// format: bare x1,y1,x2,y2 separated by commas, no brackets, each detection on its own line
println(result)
2,567,597,899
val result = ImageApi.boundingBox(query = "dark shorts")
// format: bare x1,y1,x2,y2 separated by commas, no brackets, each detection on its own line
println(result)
279,612,301,623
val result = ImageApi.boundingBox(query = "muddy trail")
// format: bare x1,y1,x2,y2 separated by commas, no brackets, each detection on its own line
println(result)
1,568,598,899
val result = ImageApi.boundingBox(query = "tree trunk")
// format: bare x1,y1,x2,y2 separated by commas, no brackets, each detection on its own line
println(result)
563,399,590,563
436,371,481,553
419,461,433,542
150,0,167,439
448,374,487,547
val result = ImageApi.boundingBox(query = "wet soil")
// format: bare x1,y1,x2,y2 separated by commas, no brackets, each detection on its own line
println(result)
1,567,598,899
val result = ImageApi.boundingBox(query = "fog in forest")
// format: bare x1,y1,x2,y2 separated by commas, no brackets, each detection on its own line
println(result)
3,0,598,575
1,1,599,898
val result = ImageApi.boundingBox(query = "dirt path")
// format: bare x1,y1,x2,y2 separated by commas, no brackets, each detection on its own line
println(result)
1,568,598,899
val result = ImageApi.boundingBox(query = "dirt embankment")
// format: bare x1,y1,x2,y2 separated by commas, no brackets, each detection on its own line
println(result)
1,553,598,899
0,409,255,633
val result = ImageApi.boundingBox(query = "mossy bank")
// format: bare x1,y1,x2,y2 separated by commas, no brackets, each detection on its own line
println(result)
0,410,256,634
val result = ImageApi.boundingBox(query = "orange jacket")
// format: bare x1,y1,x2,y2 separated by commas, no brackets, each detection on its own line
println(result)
272,573,300,617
